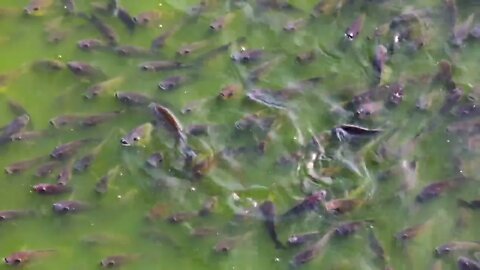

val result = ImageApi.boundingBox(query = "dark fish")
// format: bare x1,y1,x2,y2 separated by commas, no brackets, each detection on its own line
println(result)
56,161,73,185
149,103,186,144
324,199,362,215
345,14,365,40
433,60,455,90
283,18,306,32
5,156,45,175
332,124,382,142
52,200,89,214
158,76,187,91
114,45,150,57
32,183,71,195
49,115,82,128
4,250,55,266
290,229,334,267
100,254,139,268
296,50,315,64
10,131,45,141
0,210,32,222
198,196,217,216
287,232,321,247
151,26,180,51
446,117,480,135
395,220,432,242
0,114,30,142
83,76,124,99
416,178,464,203
50,138,96,160
281,190,327,220
167,212,196,224
67,61,104,78
32,59,65,72
24,0,53,15
177,41,207,56
95,166,119,194
368,228,386,263
139,61,185,72
116,8,135,33
90,15,118,45
115,92,151,106
63,0,76,14
35,160,62,177
120,123,153,146
372,44,388,75
7,100,29,117
218,84,241,100
145,152,163,168
188,124,209,136
259,200,285,249
458,199,480,209
435,241,480,257
471,24,480,39
133,11,160,26
451,14,475,47
231,49,263,63
458,256,480,270
334,220,372,237
77,39,106,51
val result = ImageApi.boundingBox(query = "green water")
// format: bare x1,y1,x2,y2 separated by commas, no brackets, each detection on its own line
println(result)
0,0,479,269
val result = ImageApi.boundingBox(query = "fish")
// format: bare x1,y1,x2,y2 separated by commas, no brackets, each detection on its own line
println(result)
177,40,208,56
231,49,263,63
287,232,321,247
77,39,107,52
116,8,135,33
368,228,386,264
95,166,119,194
218,84,241,100
7,100,29,117
246,89,287,109
209,13,234,31
259,200,285,249
35,160,62,177
355,101,384,119
332,124,382,142
188,124,209,137
49,115,83,128
100,254,139,268
457,256,480,270
167,212,196,224
191,154,216,179
50,138,96,160
32,59,66,72
120,123,153,146
471,24,480,39
151,26,181,51
114,45,151,57
56,161,73,185
283,18,306,32
145,152,163,168
0,114,30,142
0,210,32,222
133,11,161,26
52,200,89,214
435,241,480,257
115,92,152,106
63,0,76,14
395,220,432,242
158,76,187,91
84,76,124,99
324,198,362,215
416,178,465,203
89,15,118,45
345,14,365,40
139,61,186,72
334,220,372,237
24,0,53,15
5,156,45,175
149,103,186,144
451,14,475,47
372,44,388,76
281,190,327,220
32,183,71,195
10,131,46,142
67,61,104,78
198,196,217,216
4,250,55,266
446,117,480,135
458,199,480,209
290,229,334,267
444,0,458,30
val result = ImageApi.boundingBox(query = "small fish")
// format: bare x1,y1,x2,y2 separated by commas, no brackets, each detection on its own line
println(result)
35,160,62,177
56,161,73,185
395,221,431,242
324,198,362,215
451,14,475,47
77,39,106,51
100,254,139,268
290,229,334,267
10,131,45,141
5,156,45,175
334,220,372,237
209,13,234,31
133,11,160,26
368,228,386,264
73,138,107,173
50,138,96,160
0,210,32,221
458,199,480,209
84,76,124,99
218,84,241,100
177,40,207,56
198,196,217,216
52,200,89,214
95,166,119,194
372,44,388,75
67,61,104,78
32,59,66,72
79,111,123,127
345,14,365,40
231,49,263,63
24,0,53,15
281,190,327,220
259,200,285,249
145,152,163,168
139,61,185,72
4,250,55,266
457,256,480,270
188,124,209,136
115,92,151,106
7,100,29,117
89,15,118,45
150,25,181,51
167,212,196,224
158,76,187,91
332,124,382,142
0,114,30,142
116,8,135,33
63,0,76,14
114,45,150,57
49,115,82,128
435,241,480,257
32,183,71,195
287,232,321,247
149,103,186,143
296,50,315,65
283,18,306,32
120,123,153,146
416,178,464,203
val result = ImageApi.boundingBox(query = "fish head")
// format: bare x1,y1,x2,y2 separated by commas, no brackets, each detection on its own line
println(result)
457,256,480,270
100,258,116,268
434,244,452,257
4,256,22,265
52,202,70,214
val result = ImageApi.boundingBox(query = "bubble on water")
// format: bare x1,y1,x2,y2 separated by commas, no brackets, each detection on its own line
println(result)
274,258,280,262
57,54,62,59
158,3,163,7
240,46,246,51
190,187,196,192
158,24,163,28
117,195,122,199
232,193,240,201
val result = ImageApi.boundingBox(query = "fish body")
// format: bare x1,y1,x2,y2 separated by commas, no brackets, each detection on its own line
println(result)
416,179,463,203
35,161,62,177
24,0,53,15
139,61,185,71
177,41,207,56
158,76,187,91
296,50,315,64
32,183,71,195
67,61,104,78
115,92,151,106
5,157,45,175
259,200,284,249
146,152,163,168
133,11,160,26
451,14,475,47
50,138,95,160
290,229,334,267
84,76,124,99
10,131,46,141
218,84,241,100
56,162,72,185
0,210,32,221
324,198,361,215
149,103,185,143
345,14,365,40
52,200,89,214
114,45,150,57
435,241,480,257
116,8,135,32
287,232,321,247
77,39,106,51
167,212,196,224
231,50,263,63
335,220,370,236
198,196,217,216
95,166,119,194
458,256,480,270
100,254,138,268
4,250,55,266
0,114,30,142
90,15,118,45
281,190,327,219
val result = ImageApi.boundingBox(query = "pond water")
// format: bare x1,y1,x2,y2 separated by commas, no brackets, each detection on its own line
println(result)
0,0,480,269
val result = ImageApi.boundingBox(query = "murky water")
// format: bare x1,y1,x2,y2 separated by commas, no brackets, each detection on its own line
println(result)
0,0,480,269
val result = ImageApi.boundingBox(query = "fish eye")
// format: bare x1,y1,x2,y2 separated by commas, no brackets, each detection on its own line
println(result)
13,258,21,265
33,7,39,11
0,215,5,221
133,136,140,142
